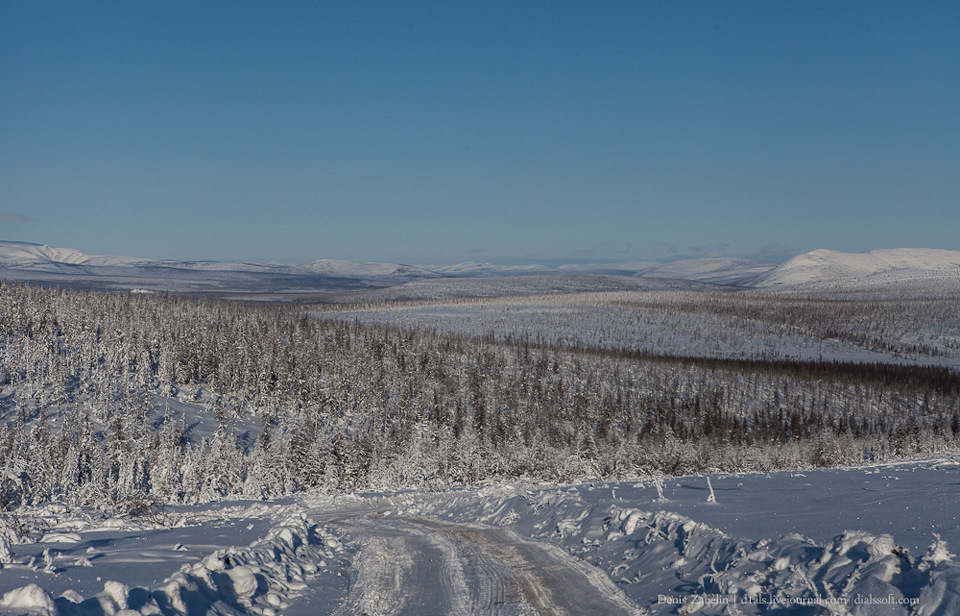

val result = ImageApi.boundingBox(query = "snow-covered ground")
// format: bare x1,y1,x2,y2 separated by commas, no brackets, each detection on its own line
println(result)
3,456,959,615
319,292,960,367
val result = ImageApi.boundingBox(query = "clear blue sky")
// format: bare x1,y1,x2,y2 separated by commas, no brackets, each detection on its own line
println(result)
2,1,958,265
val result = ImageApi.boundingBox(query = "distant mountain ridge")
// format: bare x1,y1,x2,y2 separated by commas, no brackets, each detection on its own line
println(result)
0,240,442,293
1,241,958,294
294,258,437,283
0,241,142,267
429,257,775,285
434,249,960,289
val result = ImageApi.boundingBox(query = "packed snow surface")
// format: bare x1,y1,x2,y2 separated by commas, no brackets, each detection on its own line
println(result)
2,457,959,615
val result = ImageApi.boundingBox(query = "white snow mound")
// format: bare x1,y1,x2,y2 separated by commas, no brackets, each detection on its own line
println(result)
755,248,960,288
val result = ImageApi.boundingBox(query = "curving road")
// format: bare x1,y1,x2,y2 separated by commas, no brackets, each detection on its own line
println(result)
319,513,647,616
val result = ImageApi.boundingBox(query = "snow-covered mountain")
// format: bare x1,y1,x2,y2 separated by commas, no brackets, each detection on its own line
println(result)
753,248,960,289
4,241,959,294
0,240,443,293
0,240,145,267
2,241,769,294
436,250,960,290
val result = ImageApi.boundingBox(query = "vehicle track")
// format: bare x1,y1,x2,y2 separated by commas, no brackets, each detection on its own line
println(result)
320,513,646,616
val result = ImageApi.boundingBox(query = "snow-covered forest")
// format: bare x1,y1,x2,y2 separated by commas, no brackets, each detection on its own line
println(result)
2,281,959,514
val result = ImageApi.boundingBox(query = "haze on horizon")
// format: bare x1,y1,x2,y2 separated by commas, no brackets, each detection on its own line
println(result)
2,1,958,267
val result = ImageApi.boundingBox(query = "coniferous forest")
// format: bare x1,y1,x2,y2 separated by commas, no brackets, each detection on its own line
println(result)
1,280,958,513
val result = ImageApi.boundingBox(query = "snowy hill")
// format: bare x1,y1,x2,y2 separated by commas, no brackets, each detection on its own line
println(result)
0,240,443,293
483,250,960,289
753,248,960,289
0,240,145,267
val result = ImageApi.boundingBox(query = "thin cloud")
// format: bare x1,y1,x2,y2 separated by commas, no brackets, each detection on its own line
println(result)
755,243,795,262
689,243,730,258
0,213,32,224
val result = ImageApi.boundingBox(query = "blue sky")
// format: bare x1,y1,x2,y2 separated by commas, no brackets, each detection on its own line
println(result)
1,1,958,266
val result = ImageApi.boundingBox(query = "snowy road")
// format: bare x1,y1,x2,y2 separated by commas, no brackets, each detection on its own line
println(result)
315,512,646,616
5,465,960,615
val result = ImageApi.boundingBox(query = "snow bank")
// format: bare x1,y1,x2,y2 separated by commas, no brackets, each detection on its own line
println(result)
0,585,55,615
0,505,352,616
137,508,347,616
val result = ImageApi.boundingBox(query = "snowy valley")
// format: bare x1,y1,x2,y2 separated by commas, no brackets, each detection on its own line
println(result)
0,244,959,614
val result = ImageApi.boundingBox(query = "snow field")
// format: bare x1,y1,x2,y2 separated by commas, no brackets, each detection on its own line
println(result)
321,289,960,367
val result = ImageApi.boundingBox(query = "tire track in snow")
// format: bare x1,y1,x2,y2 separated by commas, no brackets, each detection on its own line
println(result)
321,513,645,616
410,518,645,616
326,517,457,616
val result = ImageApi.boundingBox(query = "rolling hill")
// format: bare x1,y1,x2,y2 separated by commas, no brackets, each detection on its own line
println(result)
0,240,443,294
753,248,960,289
